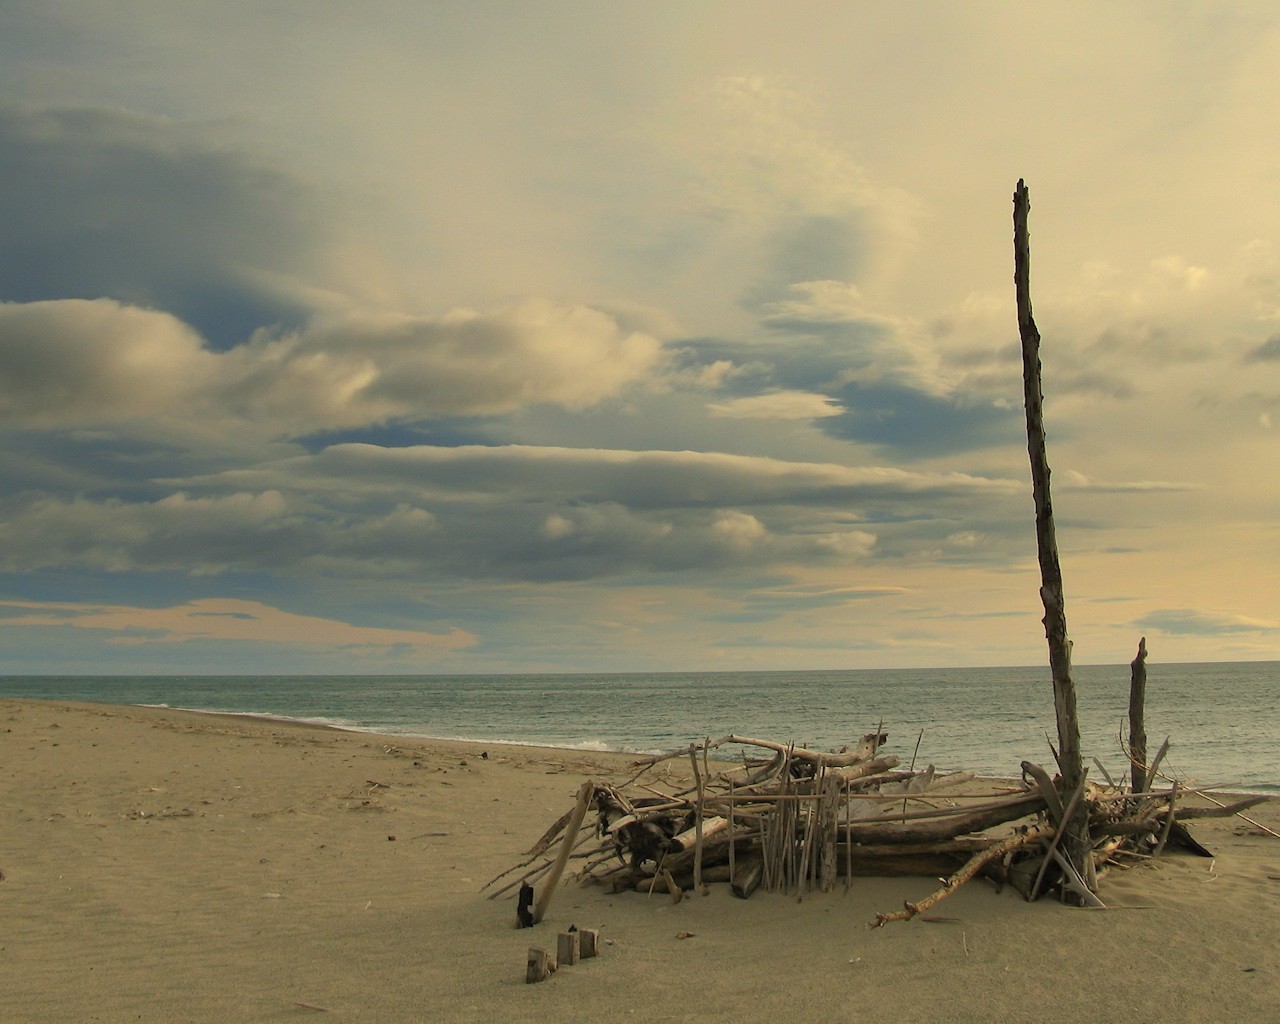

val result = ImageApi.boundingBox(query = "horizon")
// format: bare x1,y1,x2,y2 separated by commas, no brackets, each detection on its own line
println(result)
2,4,1278,675
6,654,1279,680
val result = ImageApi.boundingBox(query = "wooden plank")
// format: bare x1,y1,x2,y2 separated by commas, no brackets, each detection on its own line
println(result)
557,930,580,967
730,856,763,899
526,947,555,984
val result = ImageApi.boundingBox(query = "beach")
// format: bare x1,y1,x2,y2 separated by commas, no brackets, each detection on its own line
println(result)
3,698,1278,1024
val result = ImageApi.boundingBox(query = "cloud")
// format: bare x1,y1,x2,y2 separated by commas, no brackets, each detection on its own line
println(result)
1246,334,1280,361
743,214,870,310
0,440,1006,582
301,443,1018,509
707,390,844,420
0,104,369,345
689,76,918,248
631,74,921,327
1058,470,1197,493
1134,608,1279,636
223,300,662,429
0,491,304,573
0,597,475,652
758,280,898,335
0,299,214,426
818,380,1021,456
0,297,662,438
669,298,1022,456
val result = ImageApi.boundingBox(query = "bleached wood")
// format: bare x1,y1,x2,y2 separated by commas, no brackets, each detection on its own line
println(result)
668,815,730,852
532,780,594,924
871,825,1054,926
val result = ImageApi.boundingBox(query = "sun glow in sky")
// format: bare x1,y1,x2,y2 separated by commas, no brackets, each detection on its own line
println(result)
2,2,1278,673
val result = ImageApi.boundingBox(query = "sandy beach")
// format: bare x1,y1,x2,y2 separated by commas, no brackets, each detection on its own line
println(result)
3,698,1278,1023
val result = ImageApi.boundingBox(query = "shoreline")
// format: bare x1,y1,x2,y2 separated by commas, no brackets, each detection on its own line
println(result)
3,697,1279,1023
4,665,1277,798
15,693,1280,796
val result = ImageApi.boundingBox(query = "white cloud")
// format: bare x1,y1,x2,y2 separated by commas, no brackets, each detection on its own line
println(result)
813,530,877,559
707,390,843,421
0,297,662,438
0,299,215,426
223,299,662,429
542,514,576,539
711,510,767,549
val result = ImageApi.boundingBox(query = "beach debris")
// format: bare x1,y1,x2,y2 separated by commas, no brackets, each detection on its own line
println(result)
557,930,580,966
578,927,600,958
516,882,535,928
525,947,556,983
524,927,601,982
486,713,1258,925
487,731,1037,906
125,807,195,820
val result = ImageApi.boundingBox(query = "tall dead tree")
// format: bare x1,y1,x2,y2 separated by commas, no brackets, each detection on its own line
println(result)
1013,179,1093,894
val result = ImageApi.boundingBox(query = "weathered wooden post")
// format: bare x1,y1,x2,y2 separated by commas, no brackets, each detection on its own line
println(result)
1129,637,1149,794
1013,179,1093,896
532,780,594,924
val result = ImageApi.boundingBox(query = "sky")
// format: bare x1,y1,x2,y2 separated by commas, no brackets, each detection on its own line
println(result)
1,2,1278,675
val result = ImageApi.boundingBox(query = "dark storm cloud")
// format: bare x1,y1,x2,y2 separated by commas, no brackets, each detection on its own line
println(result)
0,105,330,346
0,488,875,583
819,380,1022,456
741,213,869,311
1245,334,1280,362
671,332,1021,457
670,331,884,394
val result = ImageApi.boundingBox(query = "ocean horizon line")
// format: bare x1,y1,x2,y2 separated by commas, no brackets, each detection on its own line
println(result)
6,656,1278,679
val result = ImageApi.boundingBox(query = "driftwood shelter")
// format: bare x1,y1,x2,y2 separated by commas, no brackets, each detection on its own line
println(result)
489,183,1273,948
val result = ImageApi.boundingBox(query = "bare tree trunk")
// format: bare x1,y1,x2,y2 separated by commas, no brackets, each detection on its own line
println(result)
1013,179,1092,897
1129,637,1149,794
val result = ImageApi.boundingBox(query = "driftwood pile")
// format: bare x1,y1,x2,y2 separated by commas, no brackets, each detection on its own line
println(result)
487,185,1277,932
485,727,1268,927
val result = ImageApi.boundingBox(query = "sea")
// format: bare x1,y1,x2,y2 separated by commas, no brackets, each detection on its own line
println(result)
2,662,1276,793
